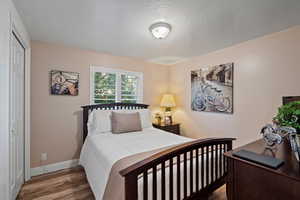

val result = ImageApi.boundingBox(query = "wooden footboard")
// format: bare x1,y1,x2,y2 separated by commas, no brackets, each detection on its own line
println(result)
120,138,235,200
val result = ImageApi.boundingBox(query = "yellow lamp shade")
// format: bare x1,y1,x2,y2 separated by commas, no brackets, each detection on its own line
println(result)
160,94,176,108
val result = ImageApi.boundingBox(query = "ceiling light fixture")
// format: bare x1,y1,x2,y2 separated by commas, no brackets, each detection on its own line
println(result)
149,22,172,39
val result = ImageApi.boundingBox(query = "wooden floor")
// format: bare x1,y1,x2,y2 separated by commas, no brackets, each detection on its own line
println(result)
18,167,226,200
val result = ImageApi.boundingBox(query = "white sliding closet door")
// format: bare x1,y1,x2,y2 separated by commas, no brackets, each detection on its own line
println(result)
10,32,25,199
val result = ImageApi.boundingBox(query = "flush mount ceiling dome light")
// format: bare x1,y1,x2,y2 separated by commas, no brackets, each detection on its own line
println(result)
149,22,172,39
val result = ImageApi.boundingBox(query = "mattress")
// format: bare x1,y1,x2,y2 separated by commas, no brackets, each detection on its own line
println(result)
79,127,192,200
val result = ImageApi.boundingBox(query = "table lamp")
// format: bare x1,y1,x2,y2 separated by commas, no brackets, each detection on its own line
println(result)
160,94,176,125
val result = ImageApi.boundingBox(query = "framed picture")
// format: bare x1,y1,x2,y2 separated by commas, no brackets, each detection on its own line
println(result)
164,116,172,125
283,96,300,105
50,70,79,96
191,63,233,114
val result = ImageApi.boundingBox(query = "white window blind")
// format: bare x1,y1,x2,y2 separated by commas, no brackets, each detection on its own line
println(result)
90,66,143,104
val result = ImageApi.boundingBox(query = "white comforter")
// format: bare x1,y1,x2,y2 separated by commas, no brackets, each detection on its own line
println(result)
79,127,192,200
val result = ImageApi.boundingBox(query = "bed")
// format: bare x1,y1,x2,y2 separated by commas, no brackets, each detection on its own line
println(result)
80,103,234,200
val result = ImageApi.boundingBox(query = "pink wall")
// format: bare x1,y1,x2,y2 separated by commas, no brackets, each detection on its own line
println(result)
30,41,169,167
169,26,300,147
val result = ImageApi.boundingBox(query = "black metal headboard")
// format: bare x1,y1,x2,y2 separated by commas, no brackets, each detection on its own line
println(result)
81,103,149,142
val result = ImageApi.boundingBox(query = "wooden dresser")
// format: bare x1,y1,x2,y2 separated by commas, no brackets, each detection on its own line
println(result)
224,139,300,200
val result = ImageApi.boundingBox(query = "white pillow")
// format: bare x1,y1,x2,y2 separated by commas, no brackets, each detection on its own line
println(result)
87,108,152,135
87,111,95,134
88,109,113,135
138,109,153,128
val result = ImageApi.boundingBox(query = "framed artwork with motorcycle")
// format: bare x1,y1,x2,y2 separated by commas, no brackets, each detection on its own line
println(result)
191,63,233,114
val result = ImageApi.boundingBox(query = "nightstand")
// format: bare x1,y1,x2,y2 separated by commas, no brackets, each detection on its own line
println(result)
152,123,180,135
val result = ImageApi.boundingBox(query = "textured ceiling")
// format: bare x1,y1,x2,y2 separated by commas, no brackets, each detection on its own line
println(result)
13,0,300,65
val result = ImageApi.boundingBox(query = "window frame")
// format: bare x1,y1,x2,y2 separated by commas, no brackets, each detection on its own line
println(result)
90,66,143,104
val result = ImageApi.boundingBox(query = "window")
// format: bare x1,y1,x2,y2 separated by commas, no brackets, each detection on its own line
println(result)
90,66,143,104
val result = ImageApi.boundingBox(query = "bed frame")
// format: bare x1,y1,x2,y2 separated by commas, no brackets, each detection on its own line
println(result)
81,103,235,200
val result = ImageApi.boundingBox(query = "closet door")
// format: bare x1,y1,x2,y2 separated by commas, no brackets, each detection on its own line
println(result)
10,32,25,199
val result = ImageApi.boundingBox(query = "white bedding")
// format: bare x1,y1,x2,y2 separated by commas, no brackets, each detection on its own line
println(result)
79,127,192,200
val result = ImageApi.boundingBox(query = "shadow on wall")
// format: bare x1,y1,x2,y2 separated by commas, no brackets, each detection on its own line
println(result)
172,107,208,139
73,110,83,159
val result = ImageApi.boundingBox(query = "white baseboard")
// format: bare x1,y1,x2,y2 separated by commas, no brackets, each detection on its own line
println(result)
30,159,79,177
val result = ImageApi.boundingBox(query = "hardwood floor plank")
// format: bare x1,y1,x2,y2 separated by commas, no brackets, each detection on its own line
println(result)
20,179,89,199
26,167,84,184
52,187,94,200
21,172,87,193
34,184,91,200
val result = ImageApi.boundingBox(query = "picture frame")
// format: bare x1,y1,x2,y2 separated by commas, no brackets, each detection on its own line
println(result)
191,63,234,114
164,115,172,125
50,70,79,96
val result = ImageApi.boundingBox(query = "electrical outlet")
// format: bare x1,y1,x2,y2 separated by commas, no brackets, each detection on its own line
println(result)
41,153,47,161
